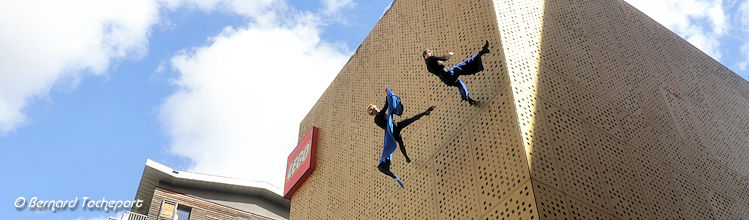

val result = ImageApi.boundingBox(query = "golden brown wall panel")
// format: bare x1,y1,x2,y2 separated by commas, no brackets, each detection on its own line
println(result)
291,0,749,219
481,181,538,219
432,128,480,219
468,86,529,212
499,0,749,218
292,0,529,218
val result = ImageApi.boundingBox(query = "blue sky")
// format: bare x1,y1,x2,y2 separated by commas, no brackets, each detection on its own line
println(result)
0,0,747,219
0,0,390,219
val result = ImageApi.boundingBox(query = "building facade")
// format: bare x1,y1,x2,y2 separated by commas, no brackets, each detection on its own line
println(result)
288,0,749,219
128,160,290,220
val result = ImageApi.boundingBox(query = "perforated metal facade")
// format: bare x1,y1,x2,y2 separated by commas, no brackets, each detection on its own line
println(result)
289,0,749,219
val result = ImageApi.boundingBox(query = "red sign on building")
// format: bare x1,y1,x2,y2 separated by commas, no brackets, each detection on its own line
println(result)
283,126,318,199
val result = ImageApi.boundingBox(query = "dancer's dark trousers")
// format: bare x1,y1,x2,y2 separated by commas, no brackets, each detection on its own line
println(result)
446,52,485,101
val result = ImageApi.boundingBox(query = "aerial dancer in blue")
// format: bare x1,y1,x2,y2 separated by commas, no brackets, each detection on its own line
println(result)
367,88,434,188
423,40,491,105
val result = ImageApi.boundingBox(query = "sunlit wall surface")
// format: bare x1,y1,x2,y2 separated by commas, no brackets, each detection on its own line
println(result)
289,0,749,218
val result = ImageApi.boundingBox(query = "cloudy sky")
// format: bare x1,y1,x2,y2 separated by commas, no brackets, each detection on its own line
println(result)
0,0,747,219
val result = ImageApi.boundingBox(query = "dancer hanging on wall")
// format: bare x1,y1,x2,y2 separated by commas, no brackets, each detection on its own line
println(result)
423,40,491,105
368,88,434,188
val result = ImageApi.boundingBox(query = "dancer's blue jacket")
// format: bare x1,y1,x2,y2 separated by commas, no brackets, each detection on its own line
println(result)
378,88,405,188
380,88,402,163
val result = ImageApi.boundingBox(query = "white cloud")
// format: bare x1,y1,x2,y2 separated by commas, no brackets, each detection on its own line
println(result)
322,0,354,15
0,0,160,133
624,0,728,60
739,0,749,28
739,0,749,71
0,0,353,135
159,8,350,190
740,44,749,70
160,0,288,25
0,0,353,193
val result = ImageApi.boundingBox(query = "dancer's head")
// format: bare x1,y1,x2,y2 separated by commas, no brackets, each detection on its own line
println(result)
367,104,380,116
422,49,433,59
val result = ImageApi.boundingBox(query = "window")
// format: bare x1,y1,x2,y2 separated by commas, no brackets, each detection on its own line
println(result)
175,206,191,220
159,200,192,220
158,200,177,220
